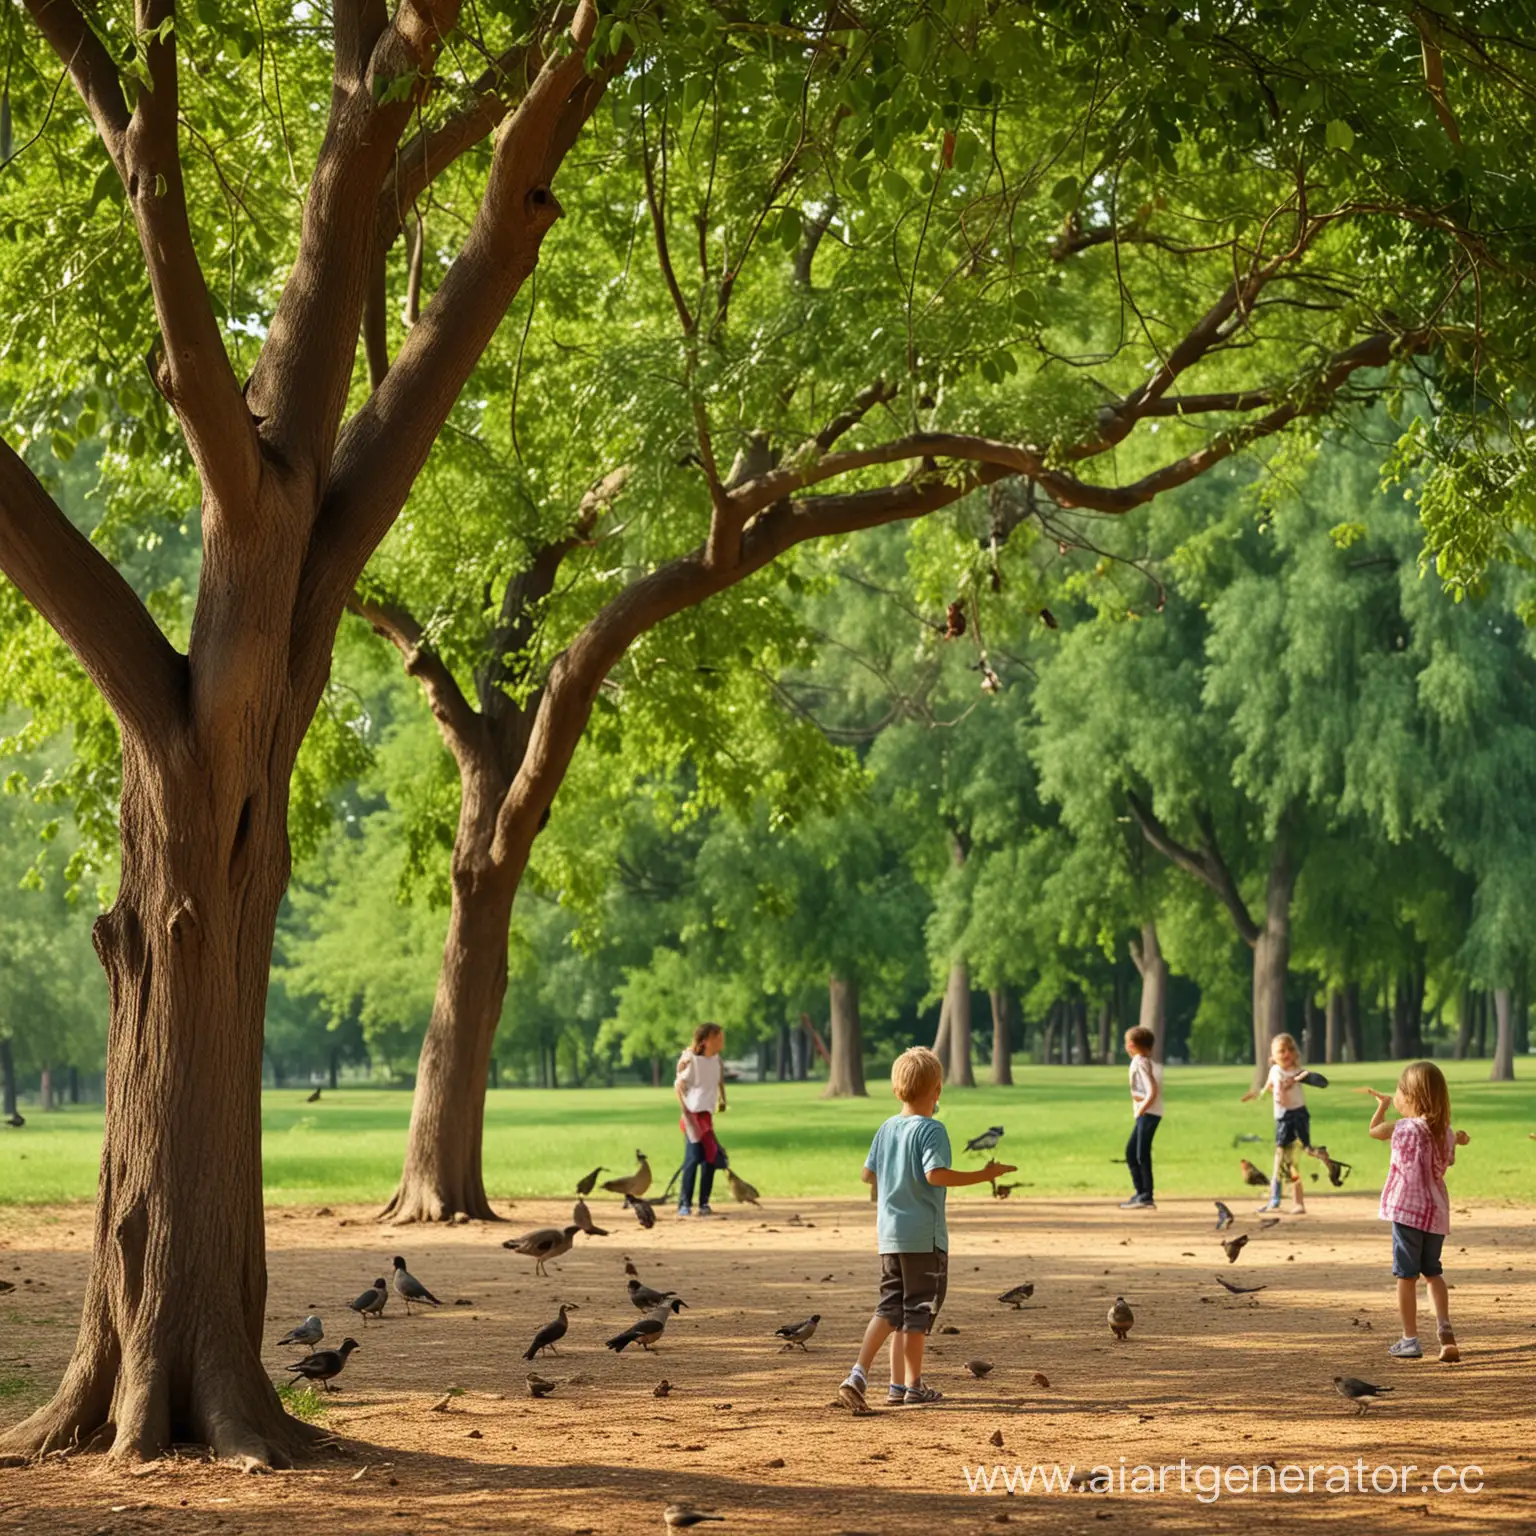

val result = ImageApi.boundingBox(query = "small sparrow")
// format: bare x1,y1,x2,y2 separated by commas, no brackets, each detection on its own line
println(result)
1108,1296,1134,1341
1333,1376,1393,1415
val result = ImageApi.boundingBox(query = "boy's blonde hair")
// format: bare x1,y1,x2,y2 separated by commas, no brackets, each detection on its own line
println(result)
1124,1025,1155,1053
1398,1060,1451,1142
891,1045,943,1104
1270,1032,1300,1061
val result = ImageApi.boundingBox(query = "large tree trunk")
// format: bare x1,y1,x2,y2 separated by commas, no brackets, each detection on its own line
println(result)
823,974,867,1097
1130,920,1168,1066
990,988,1014,1086
0,1038,16,1120
945,962,974,1087
1490,987,1516,1081
1072,997,1090,1065
1343,981,1365,1062
1096,998,1112,1066
1249,840,1296,1089
931,990,952,1066
329,1045,340,1090
1325,988,1342,1064
1303,988,1322,1063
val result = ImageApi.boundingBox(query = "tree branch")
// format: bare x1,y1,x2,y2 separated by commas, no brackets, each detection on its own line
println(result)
21,0,128,164
1126,790,1259,946
0,440,186,739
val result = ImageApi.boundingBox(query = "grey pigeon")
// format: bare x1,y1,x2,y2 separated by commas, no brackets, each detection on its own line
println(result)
1214,1200,1235,1231
349,1278,388,1323
287,1337,359,1391
607,1297,686,1352
964,1125,1005,1153
524,1302,578,1360
573,1198,609,1237
503,1225,582,1276
664,1507,725,1529
575,1165,606,1196
997,1283,1034,1308
602,1152,653,1200
965,1359,994,1378
1108,1296,1134,1341
625,1193,657,1229
1214,1275,1267,1295
392,1254,442,1313
1221,1235,1249,1264
774,1314,820,1351
277,1314,324,1349
1334,1375,1393,1414
629,1278,680,1310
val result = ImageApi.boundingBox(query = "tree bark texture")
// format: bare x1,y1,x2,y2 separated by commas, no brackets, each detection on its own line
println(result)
931,991,952,1067
1490,987,1516,1081
1325,988,1342,1064
945,962,974,1087
0,1038,16,1119
1249,838,1296,1088
990,988,1014,1086
823,975,867,1098
1303,989,1322,1063
1129,920,1168,1066
1343,982,1364,1062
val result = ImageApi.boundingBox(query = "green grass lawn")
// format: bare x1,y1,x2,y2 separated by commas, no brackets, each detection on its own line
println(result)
3,1059,1533,1207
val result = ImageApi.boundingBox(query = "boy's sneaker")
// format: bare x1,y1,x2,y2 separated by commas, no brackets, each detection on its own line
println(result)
904,1383,943,1404
837,1375,868,1413
1388,1336,1423,1359
676,1204,692,1218
1255,1199,1282,1214
1118,1195,1149,1208
1437,1323,1460,1363
697,1205,714,1217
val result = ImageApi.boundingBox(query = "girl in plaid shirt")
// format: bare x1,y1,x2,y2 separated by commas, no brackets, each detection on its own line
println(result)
1366,1062,1471,1363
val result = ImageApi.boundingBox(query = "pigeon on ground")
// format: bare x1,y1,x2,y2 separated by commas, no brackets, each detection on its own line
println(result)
572,1199,609,1237
277,1315,324,1349
653,1379,673,1397
1239,1158,1269,1187
1222,1235,1249,1264
392,1255,442,1314
965,1360,994,1378
1214,1201,1235,1231
1108,1297,1134,1341
1214,1275,1267,1295
305,1087,322,1103
0,1279,12,1293
1231,1133,1262,1147
774,1315,820,1351
602,1152,653,1200
524,1303,578,1360
1333,1376,1393,1415
348,1278,388,1323
997,1283,1034,1308
502,1225,582,1276
965,1126,1005,1154
629,1278,681,1310
626,1193,657,1229
3,1113,22,1128
607,1297,686,1352
526,1372,558,1398
287,1338,359,1391
624,1257,641,1279
575,1166,607,1197
726,1170,760,1206
664,1507,725,1529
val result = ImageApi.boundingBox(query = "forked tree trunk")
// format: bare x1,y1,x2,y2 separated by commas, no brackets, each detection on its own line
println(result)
945,962,974,1087
990,988,1014,1086
1130,920,1168,1065
823,974,866,1098
1490,987,1516,1081
1325,988,1342,1064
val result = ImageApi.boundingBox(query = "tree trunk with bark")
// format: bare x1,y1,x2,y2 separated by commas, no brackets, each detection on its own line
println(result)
823,975,867,1098
1490,987,1516,1081
990,988,1014,1086
1325,988,1342,1064
932,991,952,1067
1129,920,1168,1066
1096,998,1112,1066
1303,989,1322,1063
945,962,974,1087
1249,839,1296,1087
0,1038,16,1120
329,1047,340,1090
1072,997,1090,1065
1343,982,1365,1062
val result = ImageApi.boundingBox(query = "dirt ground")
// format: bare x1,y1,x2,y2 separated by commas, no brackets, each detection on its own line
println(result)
2,1192,1535,1535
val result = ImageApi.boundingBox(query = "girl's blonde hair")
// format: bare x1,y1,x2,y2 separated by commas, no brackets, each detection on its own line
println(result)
690,1022,723,1053
1270,1032,1300,1061
1397,1060,1451,1141
891,1045,943,1104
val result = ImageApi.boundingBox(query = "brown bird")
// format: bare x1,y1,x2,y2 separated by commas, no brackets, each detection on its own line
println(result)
1214,1275,1267,1295
573,1198,609,1237
1239,1158,1269,1188
965,1359,994,1378
1108,1296,1134,1340
1032,1371,1051,1389
1307,1144,1353,1187
601,1152,652,1201
626,1193,657,1229
997,1283,1034,1308
1222,1235,1249,1264
991,1181,1026,1199
526,1372,557,1398
304,1088,322,1103
989,1428,1004,1447
503,1225,582,1276
576,1165,607,1196
653,1379,673,1398
726,1169,760,1206
625,1257,641,1279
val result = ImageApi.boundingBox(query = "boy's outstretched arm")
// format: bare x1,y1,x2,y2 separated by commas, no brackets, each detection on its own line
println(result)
928,1160,1015,1188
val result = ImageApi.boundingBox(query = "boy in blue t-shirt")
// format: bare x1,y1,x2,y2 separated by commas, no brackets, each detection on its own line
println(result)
838,1046,1013,1409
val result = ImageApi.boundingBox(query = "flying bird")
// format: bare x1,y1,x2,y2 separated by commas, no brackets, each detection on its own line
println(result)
626,1193,657,1230
607,1297,686,1352
629,1278,680,1310
1239,1159,1269,1188
502,1225,582,1276
991,1181,1026,1199
392,1255,442,1314
726,1169,760,1206
1258,1217,1280,1230
1214,1275,1267,1295
276,1315,324,1349
965,1126,1005,1154
524,1303,578,1360
1333,1376,1393,1415
664,1507,725,1529
575,1166,607,1197
1222,1235,1249,1264
1214,1201,1235,1231
997,1283,1034,1309
1295,1070,1329,1088
1108,1296,1134,1341
526,1372,558,1398
964,1360,994,1378
1307,1144,1353,1187
287,1338,359,1391
572,1199,609,1237
774,1315,820,1351
602,1152,653,1201
348,1279,388,1324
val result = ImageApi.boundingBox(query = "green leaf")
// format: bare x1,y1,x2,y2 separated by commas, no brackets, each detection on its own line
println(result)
1324,118,1354,152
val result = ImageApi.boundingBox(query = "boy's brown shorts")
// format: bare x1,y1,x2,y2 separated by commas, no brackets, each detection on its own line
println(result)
874,1249,949,1333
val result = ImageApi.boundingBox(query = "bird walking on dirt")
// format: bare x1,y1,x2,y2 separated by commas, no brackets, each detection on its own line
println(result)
1214,1200,1235,1231
1214,1275,1266,1295
572,1199,609,1237
602,1151,652,1201
774,1314,820,1351
607,1297,686,1352
503,1225,582,1276
629,1278,680,1310
965,1360,994,1378
1306,1143,1353,1187
575,1165,607,1197
392,1255,442,1314
1239,1158,1269,1188
626,1193,657,1229
348,1279,388,1324
1108,1297,1134,1341
624,1257,641,1279
287,1338,359,1391
965,1125,1005,1154
664,1506,725,1529
1221,1235,1249,1265
526,1372,558,1398
997,1283,1034,1308
1334,1376,1393,1415
277,1315,324,1349
524,1303,578,1360
726,1169,760,1206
